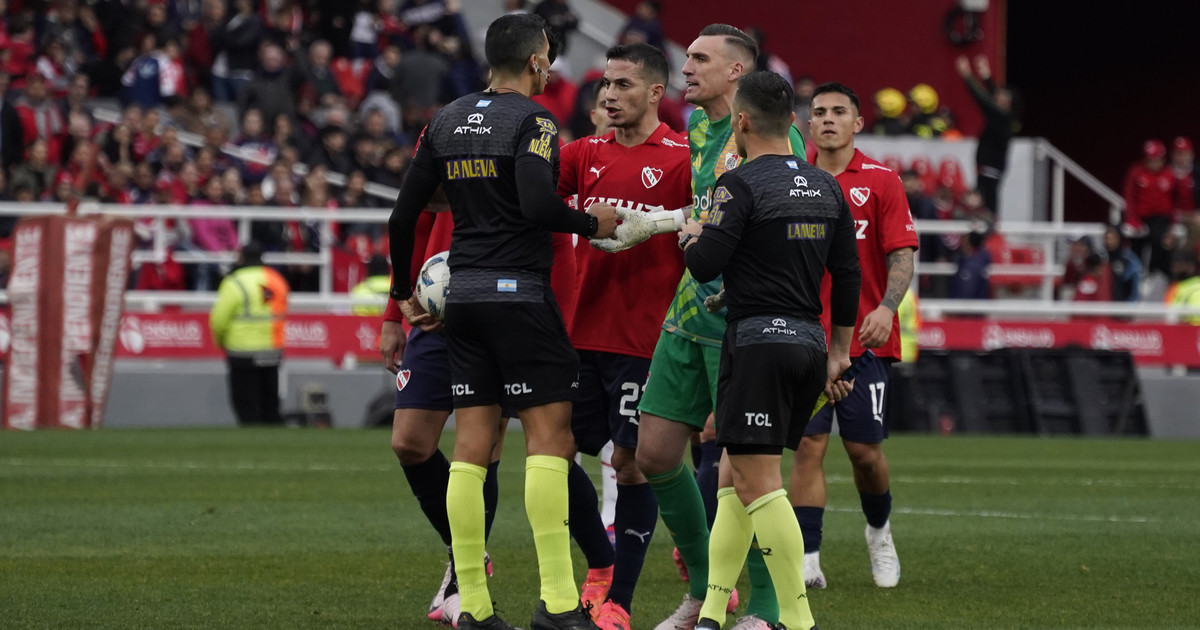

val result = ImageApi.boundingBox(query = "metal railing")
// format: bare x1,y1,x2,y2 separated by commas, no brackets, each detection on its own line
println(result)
0,201,1195,321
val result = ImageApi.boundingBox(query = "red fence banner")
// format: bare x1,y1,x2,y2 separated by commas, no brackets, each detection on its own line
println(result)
919,319,1200,367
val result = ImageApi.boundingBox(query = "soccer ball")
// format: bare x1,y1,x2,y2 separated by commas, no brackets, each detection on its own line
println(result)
414,251,451,320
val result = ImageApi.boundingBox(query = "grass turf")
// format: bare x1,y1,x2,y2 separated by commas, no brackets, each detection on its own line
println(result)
2,429,1198,629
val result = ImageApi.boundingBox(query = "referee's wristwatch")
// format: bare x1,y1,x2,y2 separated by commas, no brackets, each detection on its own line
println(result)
679,232,699,250
390,286,412,301
585,212,599,237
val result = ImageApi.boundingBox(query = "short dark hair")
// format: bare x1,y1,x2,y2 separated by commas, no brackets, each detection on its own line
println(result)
605,43,669,86
698,24,757,66
485,13,554,77
733,71,794,137
812,81,860,113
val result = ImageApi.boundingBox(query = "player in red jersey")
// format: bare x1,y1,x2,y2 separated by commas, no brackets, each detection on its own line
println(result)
790,82,917,590
556,43,691,630
380,200,580,626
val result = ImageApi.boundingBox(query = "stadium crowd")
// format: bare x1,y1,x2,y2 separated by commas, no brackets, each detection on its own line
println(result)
0,0,1195,309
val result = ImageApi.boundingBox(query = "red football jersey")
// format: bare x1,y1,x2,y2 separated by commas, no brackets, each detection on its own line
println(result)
819,150,919,361
558,123,691,358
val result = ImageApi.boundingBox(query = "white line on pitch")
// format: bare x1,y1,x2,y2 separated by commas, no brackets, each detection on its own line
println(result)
825,473,1200,490
826,506,1160,524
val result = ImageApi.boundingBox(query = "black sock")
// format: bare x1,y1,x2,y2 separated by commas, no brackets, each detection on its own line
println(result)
860,489,892,529
400,449,452,546
608,482,657,612
695,440,722,529
484,460,500,541
567,461,615,569
794,506,824,553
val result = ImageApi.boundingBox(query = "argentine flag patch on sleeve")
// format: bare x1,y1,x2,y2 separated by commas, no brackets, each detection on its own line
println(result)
497,279,517,292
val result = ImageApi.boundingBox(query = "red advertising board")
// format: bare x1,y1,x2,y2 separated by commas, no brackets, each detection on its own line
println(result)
919,319,1200,366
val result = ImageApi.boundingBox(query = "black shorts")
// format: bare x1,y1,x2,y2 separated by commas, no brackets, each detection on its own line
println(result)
444,269,579,410
571,350,651,456
715,316,827,454
393,327,515,417
804,357,891,443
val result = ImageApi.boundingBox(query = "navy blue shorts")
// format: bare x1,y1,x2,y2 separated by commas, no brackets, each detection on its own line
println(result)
804,357,892,443
571,350,651,456
394,328,453,411
393,327,515,417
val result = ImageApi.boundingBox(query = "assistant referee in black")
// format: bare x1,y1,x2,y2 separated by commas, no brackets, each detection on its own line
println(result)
676,71,861,630
387,13,617,630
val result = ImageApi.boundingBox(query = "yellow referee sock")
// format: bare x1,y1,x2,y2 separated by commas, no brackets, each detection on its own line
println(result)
447,461,492,620
699,487,753,623
525,455,577,614
747,489,816,630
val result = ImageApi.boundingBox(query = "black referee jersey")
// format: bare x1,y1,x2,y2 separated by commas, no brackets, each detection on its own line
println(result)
685,153,861,330
387,90,596,298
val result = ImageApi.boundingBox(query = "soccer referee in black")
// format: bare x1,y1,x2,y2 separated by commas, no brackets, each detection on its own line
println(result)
677,71,861,630
387,13,618,630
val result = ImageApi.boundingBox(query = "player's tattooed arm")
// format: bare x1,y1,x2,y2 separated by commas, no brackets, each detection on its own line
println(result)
880,247,915,312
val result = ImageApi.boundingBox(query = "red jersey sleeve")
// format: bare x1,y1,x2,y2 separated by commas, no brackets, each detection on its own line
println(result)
877,173,919,255
558,138,583,201
551,232,579,325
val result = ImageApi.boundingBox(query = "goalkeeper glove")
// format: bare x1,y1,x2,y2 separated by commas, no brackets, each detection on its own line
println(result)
704,284,726,313
589,206,689,254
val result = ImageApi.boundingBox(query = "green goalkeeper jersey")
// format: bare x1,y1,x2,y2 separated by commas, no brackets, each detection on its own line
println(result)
661,108,807,347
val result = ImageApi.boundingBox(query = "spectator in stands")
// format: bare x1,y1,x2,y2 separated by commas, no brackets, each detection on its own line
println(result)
298,40,342,106
237,44,299,136
139,0,181,46
308,124,352,174
1104,225,1142,302
59,73,93,121
222,168,246,204
872,87,907,136
439,35,483,101
130,161,158,205
10,139,56,199
400,0,448,31
40,1,106,81
171,86,223,136
954,188,994,226
956,54,1017,218
1071,252,1111,305
360,107,404,156
194,146,219,186
271,112,309,158
1171,136,1195,212
210,0,264,102
619,1,664,52
949,230,991,299
184,0,227,92
0,72,24,172
1124,139,1177,280
793,75,815,140
186,175,239,290
120,33,183,110
902,169,941,260
3,13,36,88
534,0,579,53
15,74,66,164
349,135,381,179
36,39,72,98
746,26,792,84
131,107,161,163
396,25,448,130
232,108,277,184
1059,235,1095,299
375,146,409,189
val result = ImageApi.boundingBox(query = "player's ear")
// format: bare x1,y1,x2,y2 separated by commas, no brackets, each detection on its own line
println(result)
854,115,865,134
649,82,665,104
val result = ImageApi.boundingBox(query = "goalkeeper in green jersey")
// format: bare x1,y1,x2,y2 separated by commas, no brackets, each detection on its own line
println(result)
634,23,806,630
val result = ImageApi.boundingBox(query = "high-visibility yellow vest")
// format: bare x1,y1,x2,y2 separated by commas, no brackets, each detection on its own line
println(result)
1169,277,1200,325
210,265,289,356
350,275,391,316
898,291,921,363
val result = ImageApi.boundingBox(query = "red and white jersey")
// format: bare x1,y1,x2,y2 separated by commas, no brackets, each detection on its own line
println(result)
819,149,918,361
558,122,691,358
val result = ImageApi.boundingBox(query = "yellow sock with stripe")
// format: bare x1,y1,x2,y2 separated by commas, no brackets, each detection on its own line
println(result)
747,489,817,630
525,455,578,614
447,461,492,620
699,487,753,624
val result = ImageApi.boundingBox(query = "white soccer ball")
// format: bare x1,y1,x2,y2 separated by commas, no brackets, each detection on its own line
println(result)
414,250,451,320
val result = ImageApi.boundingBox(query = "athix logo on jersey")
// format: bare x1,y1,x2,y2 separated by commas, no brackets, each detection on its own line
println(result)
641,166,663,188
467,113,484,124
772,318,787,327
794,175,808,188
850,187,871,207
455,112,491,135
396,369,411,391
590,166,606,178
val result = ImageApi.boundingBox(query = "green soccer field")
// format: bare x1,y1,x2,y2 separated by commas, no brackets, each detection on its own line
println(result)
2,429,1198,630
